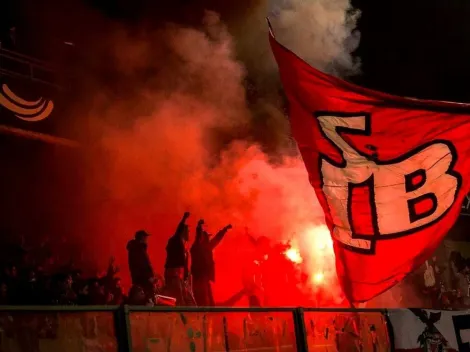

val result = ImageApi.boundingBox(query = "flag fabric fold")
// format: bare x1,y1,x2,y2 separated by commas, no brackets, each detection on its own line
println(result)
269,26,470,302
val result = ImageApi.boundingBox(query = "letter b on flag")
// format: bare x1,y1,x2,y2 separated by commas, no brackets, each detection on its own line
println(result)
317,113,460,253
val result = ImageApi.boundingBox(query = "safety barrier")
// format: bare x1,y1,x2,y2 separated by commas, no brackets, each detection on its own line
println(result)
0,43,57,87
0,306,390,351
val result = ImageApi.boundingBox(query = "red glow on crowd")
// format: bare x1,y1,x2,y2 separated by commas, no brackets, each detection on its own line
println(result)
73,40,345,306
249,223,343,306
300,225,336,289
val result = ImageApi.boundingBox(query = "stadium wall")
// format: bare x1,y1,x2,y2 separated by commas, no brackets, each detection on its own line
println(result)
0,306,390,352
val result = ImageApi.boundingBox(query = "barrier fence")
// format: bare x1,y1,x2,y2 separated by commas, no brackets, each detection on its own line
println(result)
0,306,391,352
0,43,57,87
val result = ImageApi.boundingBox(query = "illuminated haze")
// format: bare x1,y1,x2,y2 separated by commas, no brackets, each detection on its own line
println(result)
44,0,364,305
267,0,361,76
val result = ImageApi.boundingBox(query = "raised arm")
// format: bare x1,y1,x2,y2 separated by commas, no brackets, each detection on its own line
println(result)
210,224,232,250
174,211,190,237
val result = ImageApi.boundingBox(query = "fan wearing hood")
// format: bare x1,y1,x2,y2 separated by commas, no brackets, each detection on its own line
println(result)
190,219,232,306
127,230,154,296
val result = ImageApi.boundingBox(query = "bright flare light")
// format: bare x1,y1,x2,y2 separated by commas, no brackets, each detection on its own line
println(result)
285,247,303,264
297,224,338,294
313,271,324,284
312,225,333,251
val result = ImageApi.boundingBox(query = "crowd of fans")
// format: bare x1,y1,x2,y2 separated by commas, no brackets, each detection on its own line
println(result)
402,250,470,310
0,211,307,309
0,212,235,307
0,250,131,306
1,211,470,310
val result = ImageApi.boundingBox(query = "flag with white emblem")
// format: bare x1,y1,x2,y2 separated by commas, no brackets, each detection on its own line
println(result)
270,24,470,302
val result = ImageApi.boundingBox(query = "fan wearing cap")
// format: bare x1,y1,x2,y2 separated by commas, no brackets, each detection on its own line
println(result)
127,230,154,297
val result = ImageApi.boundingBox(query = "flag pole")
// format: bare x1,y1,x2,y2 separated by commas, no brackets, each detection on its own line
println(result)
266,17,275,37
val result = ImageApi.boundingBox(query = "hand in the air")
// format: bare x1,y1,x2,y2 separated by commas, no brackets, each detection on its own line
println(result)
198,219,205,226
226,224,233,230
184,211,190,218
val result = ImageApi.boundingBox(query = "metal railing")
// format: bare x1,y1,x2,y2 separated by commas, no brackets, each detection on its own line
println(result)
0,305,390,352
0,42,58,88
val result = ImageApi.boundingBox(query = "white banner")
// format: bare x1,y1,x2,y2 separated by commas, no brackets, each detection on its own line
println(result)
388,309,470,351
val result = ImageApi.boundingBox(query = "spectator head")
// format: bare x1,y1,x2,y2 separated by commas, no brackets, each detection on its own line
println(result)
135,230,150,244
129,285,146,304
196,219,206,233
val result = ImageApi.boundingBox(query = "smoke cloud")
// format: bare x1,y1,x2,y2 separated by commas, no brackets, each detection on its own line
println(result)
72,12,335,305
266,0,361,76
19,0,371,305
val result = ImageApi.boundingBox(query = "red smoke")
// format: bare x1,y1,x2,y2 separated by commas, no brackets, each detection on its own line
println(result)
15,0,408,307
70,15,344,306
31,4,350,306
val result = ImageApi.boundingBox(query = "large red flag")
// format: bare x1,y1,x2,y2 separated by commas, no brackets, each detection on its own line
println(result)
269,27,470,302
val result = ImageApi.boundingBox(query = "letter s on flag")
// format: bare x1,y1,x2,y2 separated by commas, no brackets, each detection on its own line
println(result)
269,26,470,302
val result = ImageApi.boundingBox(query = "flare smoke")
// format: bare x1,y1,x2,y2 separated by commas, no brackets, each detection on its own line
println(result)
25,0,365,305
267,0,361,76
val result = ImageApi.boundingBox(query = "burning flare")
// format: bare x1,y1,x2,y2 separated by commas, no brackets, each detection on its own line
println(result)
293,224,336,290
284,246,302,264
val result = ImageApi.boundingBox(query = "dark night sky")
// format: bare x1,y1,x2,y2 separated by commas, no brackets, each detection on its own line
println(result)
4,0,470,106
4,0,470,102
354,0,470,102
